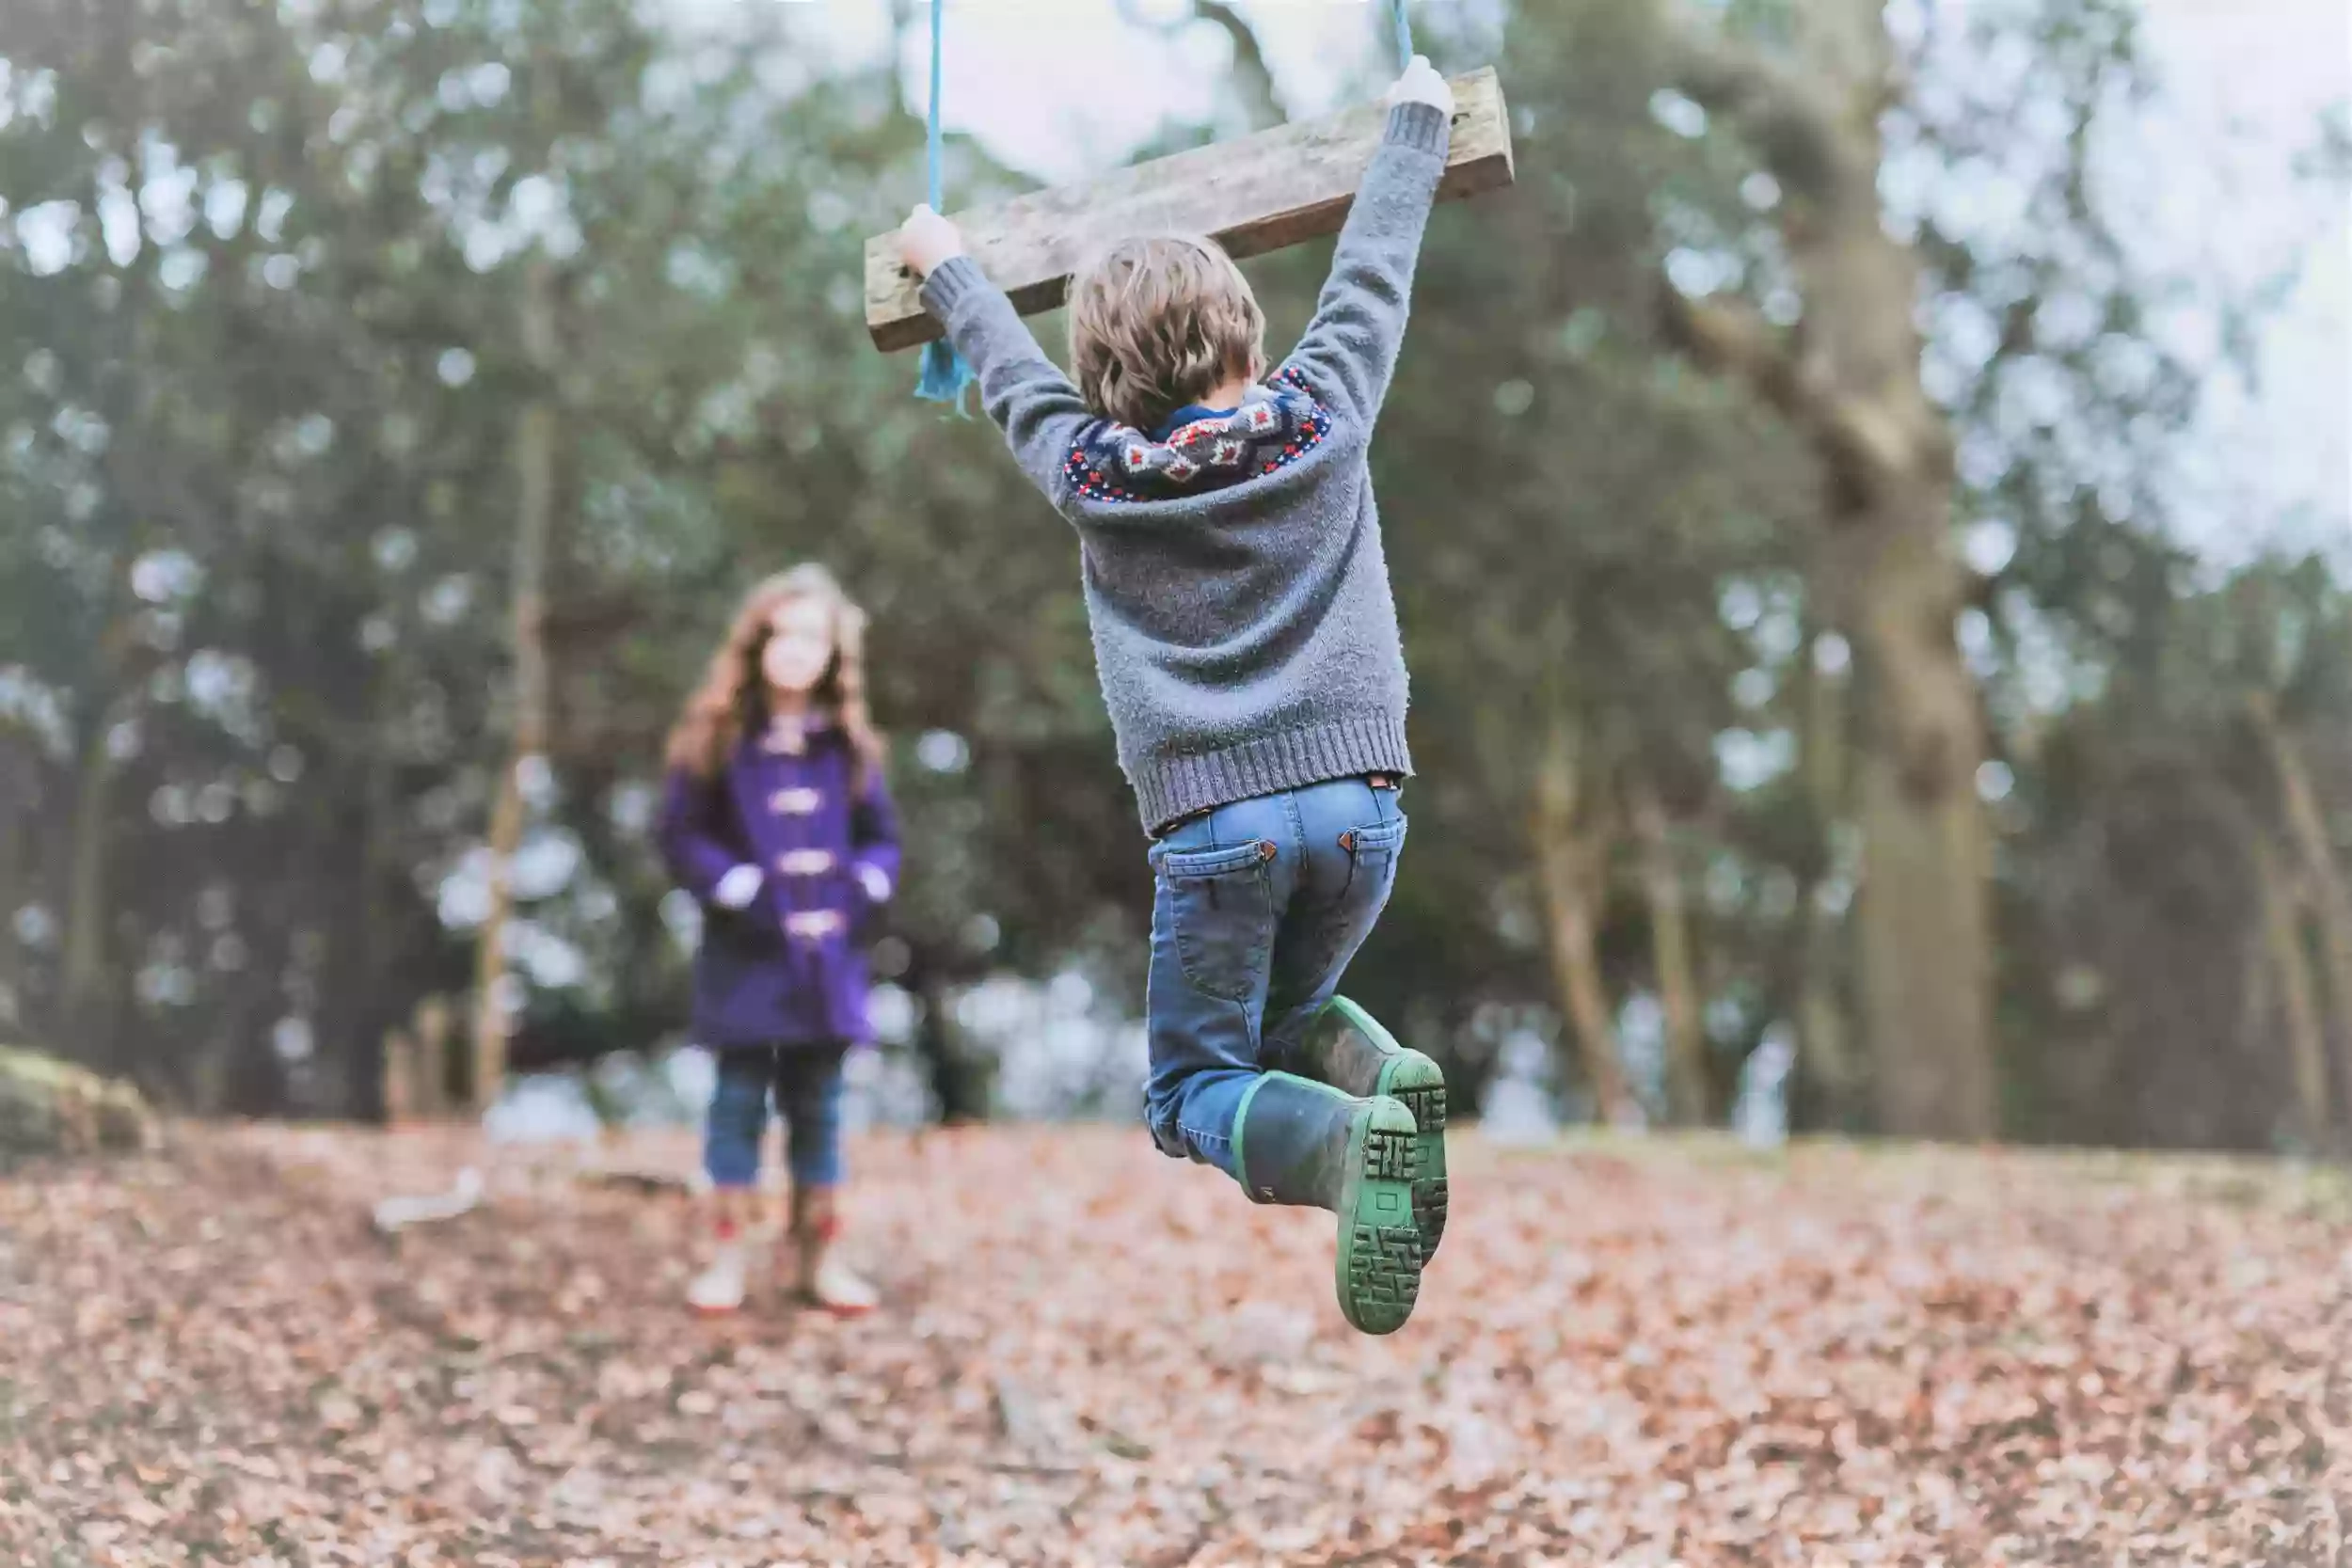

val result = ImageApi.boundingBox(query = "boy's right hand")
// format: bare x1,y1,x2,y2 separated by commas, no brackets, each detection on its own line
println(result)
898,204,965,278
1386,55,1454,119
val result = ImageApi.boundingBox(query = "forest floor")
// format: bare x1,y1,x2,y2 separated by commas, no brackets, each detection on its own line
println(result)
3,1121,2347,1567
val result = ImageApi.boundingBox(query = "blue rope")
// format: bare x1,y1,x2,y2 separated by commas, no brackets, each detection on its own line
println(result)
926,0,945,214
914,0,974,410
1389,0,1414,70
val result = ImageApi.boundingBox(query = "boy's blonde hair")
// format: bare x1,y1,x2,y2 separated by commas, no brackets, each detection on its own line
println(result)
1067,236,1266,434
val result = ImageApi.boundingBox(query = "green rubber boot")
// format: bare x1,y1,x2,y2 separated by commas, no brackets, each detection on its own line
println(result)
1234,1072,1423,1336
1290,997,1450,1260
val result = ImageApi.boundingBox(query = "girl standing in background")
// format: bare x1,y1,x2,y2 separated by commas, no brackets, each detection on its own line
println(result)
658,565,900,1316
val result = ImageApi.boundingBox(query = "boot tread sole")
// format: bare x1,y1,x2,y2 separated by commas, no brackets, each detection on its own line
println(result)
1375,1052,1451,1260
1335,1099,1424,1336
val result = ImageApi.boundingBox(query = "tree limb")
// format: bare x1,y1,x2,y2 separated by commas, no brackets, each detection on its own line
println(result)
1189,1,1286,130
1658,285,1808,415
1658,284,1916,506
1659,1,1858,202
1111,0,1286,131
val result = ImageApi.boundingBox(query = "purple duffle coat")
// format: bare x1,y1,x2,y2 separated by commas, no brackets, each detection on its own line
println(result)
656,719,902,1049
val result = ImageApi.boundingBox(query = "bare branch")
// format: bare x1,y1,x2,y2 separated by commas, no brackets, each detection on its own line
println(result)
1111,0,1286,131
1658,284,1807,416
1189,0,1286,130
1658,284,1917,504
1660,4,1856,203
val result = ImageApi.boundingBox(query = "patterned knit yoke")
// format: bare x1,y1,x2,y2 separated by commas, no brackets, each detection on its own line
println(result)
1061,368,1333,506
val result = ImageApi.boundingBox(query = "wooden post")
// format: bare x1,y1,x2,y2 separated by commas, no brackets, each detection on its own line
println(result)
864,68,1515,353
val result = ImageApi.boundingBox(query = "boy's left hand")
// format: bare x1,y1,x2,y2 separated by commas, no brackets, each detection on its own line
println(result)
1386,55,1454,118
898,204,965,277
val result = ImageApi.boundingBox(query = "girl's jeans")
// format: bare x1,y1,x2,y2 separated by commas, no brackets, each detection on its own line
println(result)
1143,775,1406,1176
704,1042,849,1190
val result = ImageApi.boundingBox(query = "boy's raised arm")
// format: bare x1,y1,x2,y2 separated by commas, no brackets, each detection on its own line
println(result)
1284,57,1455,425
903,208,1093,512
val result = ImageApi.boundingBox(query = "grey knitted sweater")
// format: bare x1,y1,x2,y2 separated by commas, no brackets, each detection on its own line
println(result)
920,102,1451,832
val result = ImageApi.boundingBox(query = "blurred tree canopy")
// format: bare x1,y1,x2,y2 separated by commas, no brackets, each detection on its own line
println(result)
1,0,2344,1152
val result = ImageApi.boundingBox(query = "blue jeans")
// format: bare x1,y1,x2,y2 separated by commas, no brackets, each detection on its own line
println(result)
1144,776,1406,1177
703,1043,849,1190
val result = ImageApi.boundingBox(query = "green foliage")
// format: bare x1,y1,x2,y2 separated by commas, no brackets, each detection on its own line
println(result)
1,0,2342,1148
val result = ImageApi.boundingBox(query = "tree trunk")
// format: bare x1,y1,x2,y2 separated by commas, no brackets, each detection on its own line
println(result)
1532,717,1636,1126
353,676,405,1122
1849,530,1995,1140
1628,775,1708,1126
303,766,379,1119
469,775,524,1113
910,956,989,1124
2252,834,2333,1148
382,1027,419,1127
2249,697,2352,1129
415,995,455,1118
60,711,119,1069
470,259,560,1115
0,738,32,1034
1666,0,1998,1139
1795,631,1862,1126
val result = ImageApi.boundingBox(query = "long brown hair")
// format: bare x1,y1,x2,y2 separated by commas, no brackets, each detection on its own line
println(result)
664,564,884,787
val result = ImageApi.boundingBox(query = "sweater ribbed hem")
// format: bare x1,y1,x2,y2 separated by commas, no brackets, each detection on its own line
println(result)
1133,714,1413,834
919,255,988,321
1385,102,1451,158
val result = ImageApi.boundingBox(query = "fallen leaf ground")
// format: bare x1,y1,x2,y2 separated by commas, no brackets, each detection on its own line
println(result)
3,1124,2346,1566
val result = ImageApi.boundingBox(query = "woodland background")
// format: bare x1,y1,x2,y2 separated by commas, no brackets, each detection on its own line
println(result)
3,0,2349,1152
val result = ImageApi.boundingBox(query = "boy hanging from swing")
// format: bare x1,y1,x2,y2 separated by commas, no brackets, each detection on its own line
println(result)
897,56,1456,1335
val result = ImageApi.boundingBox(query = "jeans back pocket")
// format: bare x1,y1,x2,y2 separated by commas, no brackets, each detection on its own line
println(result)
1338,814,1406,902
1159,839,1277,1003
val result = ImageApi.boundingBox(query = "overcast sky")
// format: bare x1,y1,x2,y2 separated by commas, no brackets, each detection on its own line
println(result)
2122,0,2348,564
766,0,2347,567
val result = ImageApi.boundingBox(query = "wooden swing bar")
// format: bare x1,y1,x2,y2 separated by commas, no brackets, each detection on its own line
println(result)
863,67,1515,354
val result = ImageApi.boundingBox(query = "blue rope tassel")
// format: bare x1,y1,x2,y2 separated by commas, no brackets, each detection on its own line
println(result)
914,0,974,411
1389,0,1414,69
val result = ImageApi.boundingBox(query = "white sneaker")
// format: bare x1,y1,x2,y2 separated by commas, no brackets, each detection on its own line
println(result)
803,1253,879,1316
687,1242,747,1315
